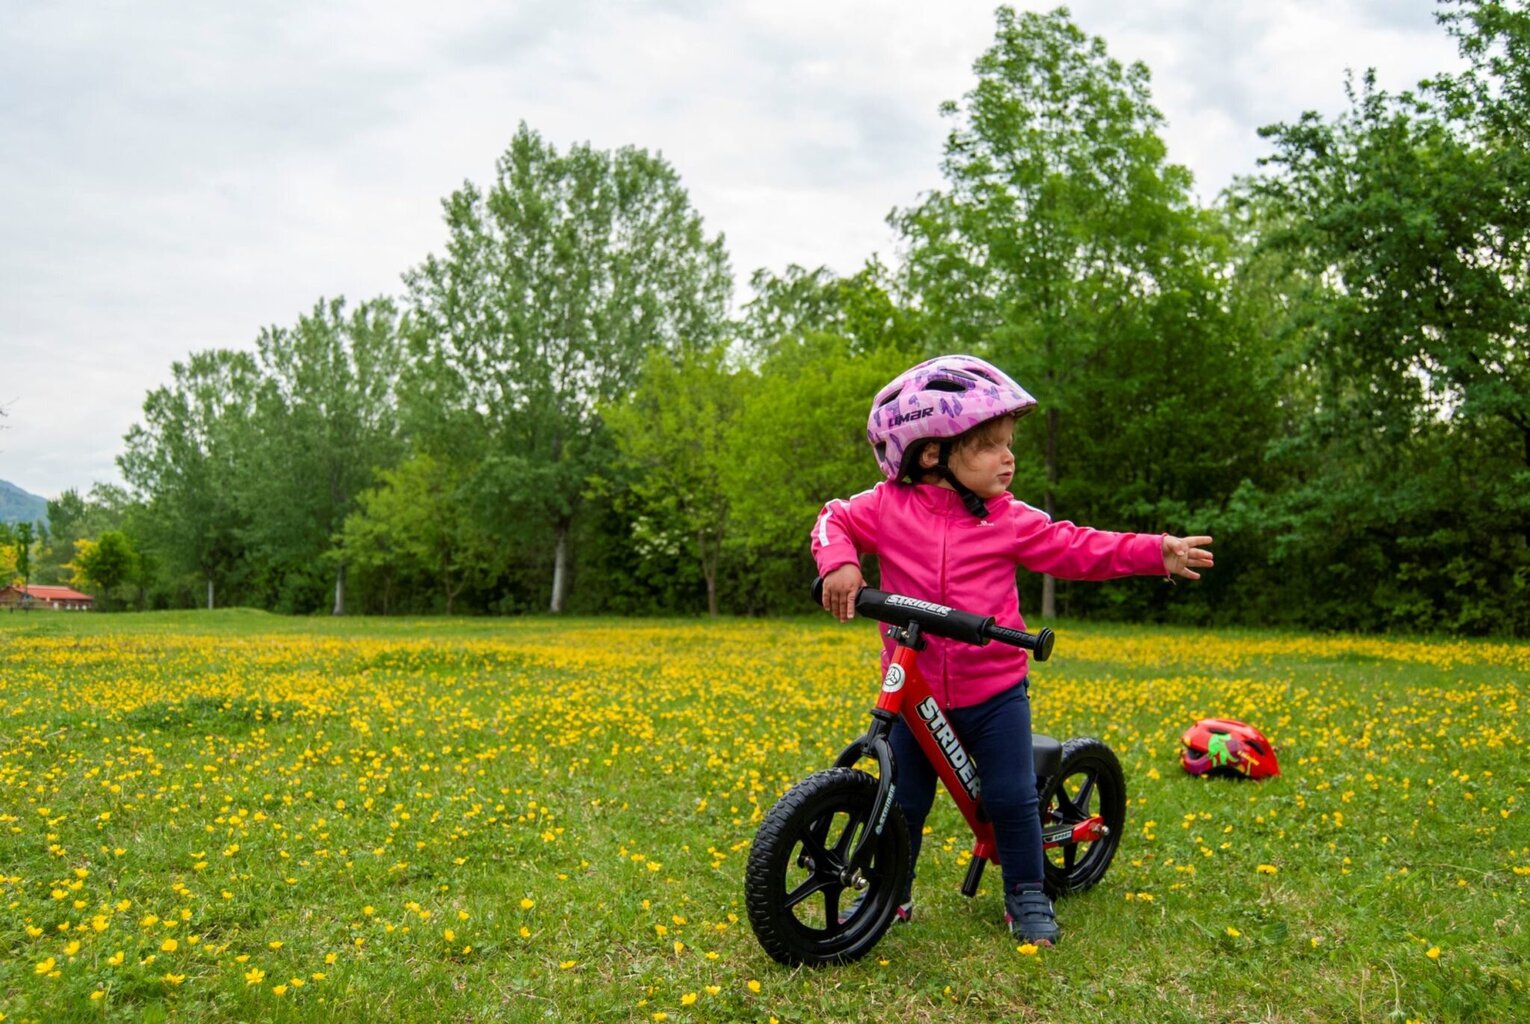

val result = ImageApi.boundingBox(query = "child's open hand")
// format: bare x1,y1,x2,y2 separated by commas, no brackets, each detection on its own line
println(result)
1162,535,1214,580
820,563,865,622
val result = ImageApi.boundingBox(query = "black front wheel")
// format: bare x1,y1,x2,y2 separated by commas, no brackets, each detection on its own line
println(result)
744,767,910,966
1038,737,1126,897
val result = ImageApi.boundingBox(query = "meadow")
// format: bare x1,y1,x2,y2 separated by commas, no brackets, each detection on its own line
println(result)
0,610,1525,1023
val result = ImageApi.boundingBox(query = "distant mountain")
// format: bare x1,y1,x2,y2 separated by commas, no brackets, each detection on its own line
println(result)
1,479,49,527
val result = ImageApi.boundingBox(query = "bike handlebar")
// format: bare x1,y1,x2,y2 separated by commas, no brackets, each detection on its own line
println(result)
811,578,1054,661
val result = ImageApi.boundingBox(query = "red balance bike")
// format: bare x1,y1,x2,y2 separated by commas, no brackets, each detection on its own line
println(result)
744,582,1125,966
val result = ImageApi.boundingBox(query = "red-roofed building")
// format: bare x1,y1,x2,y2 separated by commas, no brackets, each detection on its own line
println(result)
0,584,94,611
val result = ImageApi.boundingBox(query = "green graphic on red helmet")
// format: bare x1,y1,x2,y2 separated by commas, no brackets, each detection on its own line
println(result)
1179,718,1280,780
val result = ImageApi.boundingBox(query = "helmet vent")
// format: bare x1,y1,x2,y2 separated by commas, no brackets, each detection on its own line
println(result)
876,390,902,407
923,379,966,393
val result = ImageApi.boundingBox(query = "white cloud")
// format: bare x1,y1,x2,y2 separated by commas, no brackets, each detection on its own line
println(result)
0,0,1464,498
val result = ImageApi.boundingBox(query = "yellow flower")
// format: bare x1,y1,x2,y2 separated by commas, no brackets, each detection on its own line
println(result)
64,940,81,956
160,938,178,953
273,984,288,996
107,951,125,966
268,940,283,950
746,979,761,993
519,898,535,910
90,990,105,1001
444,929,456,943
1017,943,1039,955
163,973,186,986
245,967,265,985
1226,927,1241,938
680,993,697,1006
1257,864,1278,875
34,957,56,975
558,960,577,970
1426,947,1441,959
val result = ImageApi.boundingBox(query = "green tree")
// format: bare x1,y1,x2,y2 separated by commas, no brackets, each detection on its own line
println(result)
721,335,907,610
341,454,502,615
71,530,137,611
11,520,39,603
119,350,258,609
243,296,405,614
738,260,924,363
1242,1,1530,632
892,5,1223,618
604,347,740,615
404,123,732,613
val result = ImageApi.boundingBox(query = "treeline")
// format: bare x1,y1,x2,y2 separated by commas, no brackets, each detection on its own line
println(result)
15,3,1528,633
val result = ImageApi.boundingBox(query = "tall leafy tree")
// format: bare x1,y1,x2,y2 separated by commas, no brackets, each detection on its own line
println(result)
893,5,1225,617
604,347,740,615
243,297,405,614
1243,0,1530,632
119,350,258,609
404,123,732,612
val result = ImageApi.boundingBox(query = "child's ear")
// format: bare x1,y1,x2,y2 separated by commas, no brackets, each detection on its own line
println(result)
919,444,940,469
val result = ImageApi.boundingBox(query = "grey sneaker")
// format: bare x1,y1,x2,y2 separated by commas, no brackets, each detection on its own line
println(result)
1004,884,1060,945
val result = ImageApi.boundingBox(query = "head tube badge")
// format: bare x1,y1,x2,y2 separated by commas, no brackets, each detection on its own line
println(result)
881,664,906,693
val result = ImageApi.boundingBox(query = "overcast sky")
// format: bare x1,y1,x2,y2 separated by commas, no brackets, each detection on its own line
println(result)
1,0,1464,500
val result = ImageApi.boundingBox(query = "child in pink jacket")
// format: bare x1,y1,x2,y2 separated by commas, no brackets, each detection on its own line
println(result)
813,354,1212,945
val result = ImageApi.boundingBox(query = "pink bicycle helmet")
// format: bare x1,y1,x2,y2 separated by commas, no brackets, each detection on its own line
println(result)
867,354,1037,482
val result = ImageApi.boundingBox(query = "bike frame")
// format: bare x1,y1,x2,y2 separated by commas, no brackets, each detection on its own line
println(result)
833,619,1107,896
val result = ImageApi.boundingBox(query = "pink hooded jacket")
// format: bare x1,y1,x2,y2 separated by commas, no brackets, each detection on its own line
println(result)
812,481,1167,709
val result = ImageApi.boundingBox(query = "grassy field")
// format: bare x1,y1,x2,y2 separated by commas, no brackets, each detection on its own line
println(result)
0,609,1525,1023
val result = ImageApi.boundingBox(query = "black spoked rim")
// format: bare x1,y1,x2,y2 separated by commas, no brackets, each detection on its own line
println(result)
745,768,909,966
1041,739,1125,895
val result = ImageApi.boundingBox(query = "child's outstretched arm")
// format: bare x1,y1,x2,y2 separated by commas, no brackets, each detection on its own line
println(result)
1162,535,1214,580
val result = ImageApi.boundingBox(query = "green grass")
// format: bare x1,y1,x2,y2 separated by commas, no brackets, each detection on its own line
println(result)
0,610,1525,1023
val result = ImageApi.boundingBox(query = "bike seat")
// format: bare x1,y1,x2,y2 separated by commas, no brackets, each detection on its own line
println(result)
1032,734,1062,778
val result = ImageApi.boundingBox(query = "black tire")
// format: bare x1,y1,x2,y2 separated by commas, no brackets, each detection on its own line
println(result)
744,767,911,967
1038,737,1125,898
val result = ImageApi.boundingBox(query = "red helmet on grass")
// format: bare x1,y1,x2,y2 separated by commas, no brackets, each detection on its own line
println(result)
1180,718,1280,779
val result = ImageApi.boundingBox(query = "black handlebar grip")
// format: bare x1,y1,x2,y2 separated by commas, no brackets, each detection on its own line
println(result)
811,578,1054,658
984,623,1055,661
854,587,994,645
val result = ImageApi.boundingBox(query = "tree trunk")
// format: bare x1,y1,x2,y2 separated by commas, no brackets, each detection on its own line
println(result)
1041,405,1059,619
549,519,570,613
700,531,719,617
206,577,215,611
332,561,346,616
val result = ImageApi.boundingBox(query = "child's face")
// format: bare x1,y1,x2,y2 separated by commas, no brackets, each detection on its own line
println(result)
946,418,1016,499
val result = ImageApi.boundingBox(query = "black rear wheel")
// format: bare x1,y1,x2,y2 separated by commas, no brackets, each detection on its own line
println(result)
1038,737,1125,897
744,767,910,966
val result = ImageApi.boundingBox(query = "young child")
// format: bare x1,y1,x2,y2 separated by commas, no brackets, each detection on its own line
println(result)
812,354,1212,945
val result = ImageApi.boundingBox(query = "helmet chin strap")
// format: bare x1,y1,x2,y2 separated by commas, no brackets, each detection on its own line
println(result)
937,441,991,520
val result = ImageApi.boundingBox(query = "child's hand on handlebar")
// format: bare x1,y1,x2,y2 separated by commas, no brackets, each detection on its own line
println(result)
1162,534,1214,580
820,564,865,622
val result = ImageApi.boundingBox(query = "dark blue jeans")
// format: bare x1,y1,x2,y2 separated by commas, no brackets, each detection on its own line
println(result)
888,678,1043,892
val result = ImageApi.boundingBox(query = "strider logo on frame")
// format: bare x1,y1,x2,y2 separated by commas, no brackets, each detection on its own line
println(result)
886,595,952,617
881,665,906,692
916,697,981,802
